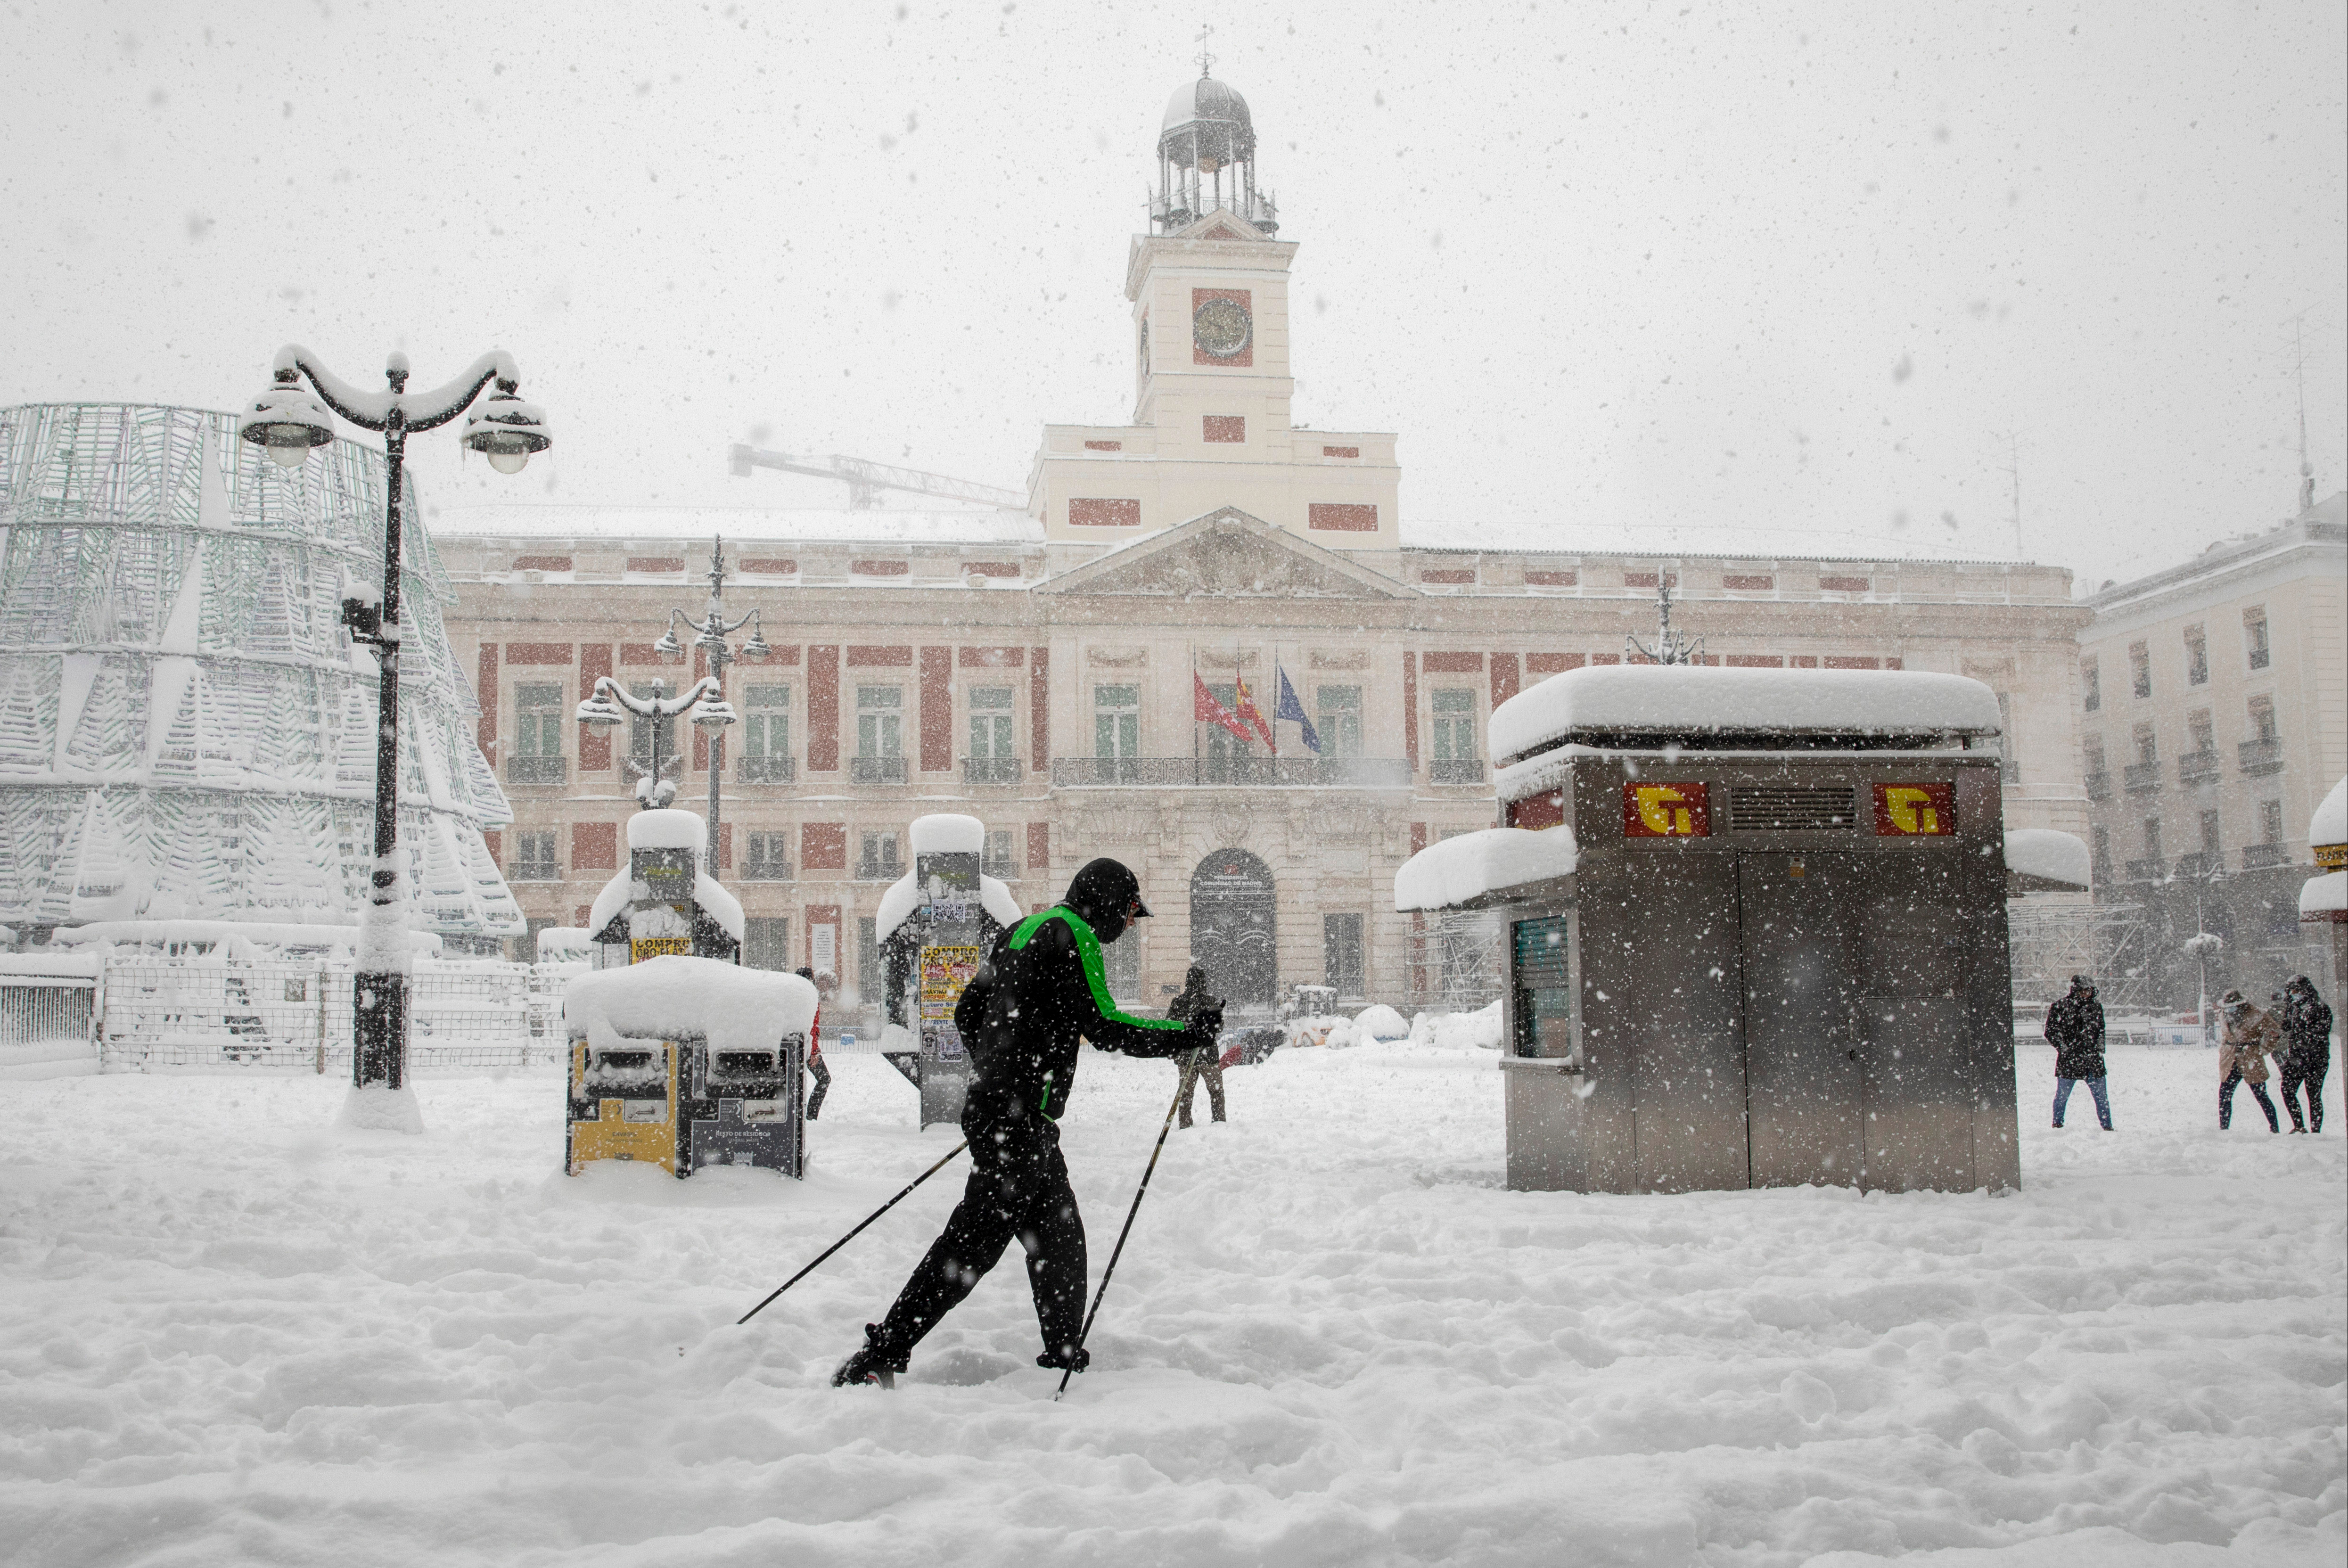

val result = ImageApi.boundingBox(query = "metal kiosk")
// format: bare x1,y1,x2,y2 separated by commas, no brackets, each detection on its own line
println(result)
1396,665,2021,1196
876,813,1021,1128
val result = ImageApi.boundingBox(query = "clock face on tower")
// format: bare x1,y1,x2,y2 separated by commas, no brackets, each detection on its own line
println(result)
1192,294,1253,361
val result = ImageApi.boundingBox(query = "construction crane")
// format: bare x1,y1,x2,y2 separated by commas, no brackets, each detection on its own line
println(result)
728,444,1026,510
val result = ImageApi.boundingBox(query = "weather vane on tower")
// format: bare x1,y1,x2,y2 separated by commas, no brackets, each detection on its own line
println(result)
1196,25,1215,77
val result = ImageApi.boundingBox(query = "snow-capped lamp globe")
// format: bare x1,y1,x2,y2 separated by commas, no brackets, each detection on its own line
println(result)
651,627,686,658
461,385,552,474
239,372,337,468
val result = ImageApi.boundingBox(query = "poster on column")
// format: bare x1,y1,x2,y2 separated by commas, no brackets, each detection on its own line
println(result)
919,945,984,1059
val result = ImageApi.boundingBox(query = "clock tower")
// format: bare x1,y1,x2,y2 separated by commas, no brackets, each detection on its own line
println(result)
1029,71,1400,550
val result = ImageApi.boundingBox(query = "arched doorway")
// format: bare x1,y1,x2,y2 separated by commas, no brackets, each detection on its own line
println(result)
1191,848,1276,1008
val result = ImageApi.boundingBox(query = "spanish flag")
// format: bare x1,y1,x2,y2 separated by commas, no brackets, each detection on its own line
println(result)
1232,673,1276,752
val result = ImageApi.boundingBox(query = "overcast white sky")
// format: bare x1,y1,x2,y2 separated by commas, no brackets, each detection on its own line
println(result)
4,0,2342,587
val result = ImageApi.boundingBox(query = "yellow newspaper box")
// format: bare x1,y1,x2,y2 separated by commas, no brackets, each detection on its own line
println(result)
566,1036,683,1174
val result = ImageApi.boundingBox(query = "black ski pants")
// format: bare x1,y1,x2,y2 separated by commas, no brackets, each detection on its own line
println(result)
2220,1070,2280,1132
876,1113,1086,1361
805,1050,831,1121
2279,1055,2328,1133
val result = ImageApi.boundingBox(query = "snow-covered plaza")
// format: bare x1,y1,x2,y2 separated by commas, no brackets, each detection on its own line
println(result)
2,1041,2339,1567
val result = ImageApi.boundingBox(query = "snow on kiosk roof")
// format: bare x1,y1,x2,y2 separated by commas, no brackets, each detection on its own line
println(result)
1489,666,2003,765
565,956,815,1058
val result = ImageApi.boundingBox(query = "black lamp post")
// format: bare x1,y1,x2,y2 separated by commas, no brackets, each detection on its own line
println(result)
239,346,550,1096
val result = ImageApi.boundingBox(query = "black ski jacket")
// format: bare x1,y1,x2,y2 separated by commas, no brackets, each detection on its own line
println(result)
953,906,1214,1128
2280,992,2332,1069
2043,987,2107,1080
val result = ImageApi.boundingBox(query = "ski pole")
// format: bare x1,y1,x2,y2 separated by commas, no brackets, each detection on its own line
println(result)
736,1140,968,1326
1055,1048,1203,1400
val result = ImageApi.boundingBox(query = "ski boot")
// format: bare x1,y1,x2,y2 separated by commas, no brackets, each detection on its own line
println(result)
1036,1343,1090,1376
831,1324,908,1389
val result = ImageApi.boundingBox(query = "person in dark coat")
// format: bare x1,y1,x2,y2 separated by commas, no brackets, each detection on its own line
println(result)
2042,974,2112,1130
832,858,1220,1387
1167,964,1226,1128
2277,975,2332,1134
797,968,831,1121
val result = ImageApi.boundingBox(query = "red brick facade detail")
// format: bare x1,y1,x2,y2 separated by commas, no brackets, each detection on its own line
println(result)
578,644,613,770
1824,656,1882,669
573,821,618,870
475,643,498,761
1723,574,1775,591
852,559,910,576
482,829,501,865
1420,569,1474,585
511,555,572,572
626,557,685,574
715,823,732,870
1821,576,1871,593
506,642,573,665
1322,445,1360,459
1725,654,1785,668
1402,653,1419,767
1030,649,1050,771
1788,656,1819,668
847,645,913,666
1884,657,1903,669
1203,415,1245,443
1070,498,1141,527
1526,653,1584,675
808,646,840,771
1308,503,1378,532
1028,821,1051,870
1423,651,1484,673
1624,572,1678,590
740,558,798,575
802,822,847,871
964,563,1023,578
1590,654,1623,666
1490,652,1520,710
1190,287,1253,368
1524,570,1577,587
919,646,953,772
959,646,1025,667
1083,440,1123,452
618,643,669,667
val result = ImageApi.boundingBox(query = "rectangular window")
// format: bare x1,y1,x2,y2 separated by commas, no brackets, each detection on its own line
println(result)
2184,625,2208,686
2081,658,2101,712
2134,722,2157,763
2260,799,2284,843
2091,826,2111,870
2082,735,2106,773
1324,913,1365,999
2188,710,2214,755
969,685,1014,759
515,829,559,880
858,830,903,881
857,916,881,1002
983,829,1017,878
744,917,790,972
856,686,903,758
743,684,791,759
1317,685,1363,758
2200,809,2222,856
2143,818,2162,860
1070,497,1141,527
515,682,565,757
2249,695,2278,743
1094,683,1139,761
1101,923,1141,1003
1200,681,1252,775
743,830,792,880
1431,688,1477,763
1307,502,1379,532
2244,607,2270,670
2129,642,2151,699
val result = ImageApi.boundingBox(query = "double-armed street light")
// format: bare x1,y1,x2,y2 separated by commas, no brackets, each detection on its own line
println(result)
574,537,770,863
239,345,551,1097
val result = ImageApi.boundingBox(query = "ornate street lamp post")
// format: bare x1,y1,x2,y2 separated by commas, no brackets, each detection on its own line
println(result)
574,538,767,864
239,346,551,1098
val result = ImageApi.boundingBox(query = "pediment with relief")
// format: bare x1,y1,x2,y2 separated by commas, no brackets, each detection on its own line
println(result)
1042,508,1416,600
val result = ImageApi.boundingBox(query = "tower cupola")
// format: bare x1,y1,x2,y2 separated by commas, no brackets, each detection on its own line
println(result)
1152,67,1278,234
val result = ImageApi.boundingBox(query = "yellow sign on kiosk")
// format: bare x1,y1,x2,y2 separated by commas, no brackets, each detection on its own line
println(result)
566,1038,682,1174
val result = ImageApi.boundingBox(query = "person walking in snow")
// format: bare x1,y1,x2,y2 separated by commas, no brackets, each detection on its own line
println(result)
1167,963,1227,1129
831,859,1220,1388
797,968,831,1122
2217,988,2283,1133
2277,975,2332,1134
2042,974,2112,1130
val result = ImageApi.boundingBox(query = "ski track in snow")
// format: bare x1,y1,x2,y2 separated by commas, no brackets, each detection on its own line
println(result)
0,1045,2340,1567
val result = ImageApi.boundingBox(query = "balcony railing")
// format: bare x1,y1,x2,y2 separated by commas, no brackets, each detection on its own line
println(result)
506,755,566,786
2171,851,2224,879
738,755,795,784
509,862,563,882
740,859,794,882
1050,756,1412,788
2238,738,2284,776
982,857,1019,879
856,858,906,882
2122,855,2167,881
2240,841,2292,870
2083,770,2111,801
963,756,1022,785
1428,758,1487,786
850,755,908,786
2176,751,2221,785
2122,760,2162,794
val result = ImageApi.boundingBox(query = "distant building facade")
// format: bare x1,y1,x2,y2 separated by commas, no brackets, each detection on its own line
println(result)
433,73,2091,1014
2075,492,2346,1009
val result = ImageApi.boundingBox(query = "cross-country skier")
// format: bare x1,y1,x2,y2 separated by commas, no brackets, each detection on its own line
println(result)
831,857,1221,1387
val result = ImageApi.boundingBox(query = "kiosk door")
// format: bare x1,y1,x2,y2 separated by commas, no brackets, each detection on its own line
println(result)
1854,862,1977,1192
1617,855,1747,1193
1739,854,1864,1188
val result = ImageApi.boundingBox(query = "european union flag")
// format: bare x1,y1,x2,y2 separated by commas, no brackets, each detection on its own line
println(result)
1274,665,1320,753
